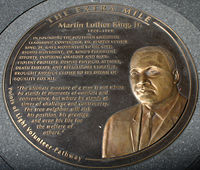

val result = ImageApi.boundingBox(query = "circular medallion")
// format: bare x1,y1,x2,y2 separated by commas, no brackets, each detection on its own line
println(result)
3,3,198,168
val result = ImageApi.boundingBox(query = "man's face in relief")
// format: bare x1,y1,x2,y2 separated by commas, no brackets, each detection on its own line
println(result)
130,48,178,105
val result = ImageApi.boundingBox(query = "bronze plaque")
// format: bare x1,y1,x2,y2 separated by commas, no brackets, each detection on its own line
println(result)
3,3,198,168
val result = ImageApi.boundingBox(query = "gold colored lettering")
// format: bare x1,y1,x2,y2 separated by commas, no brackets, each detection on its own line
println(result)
145,16,152,23
138,12,143,19
122,8,131,15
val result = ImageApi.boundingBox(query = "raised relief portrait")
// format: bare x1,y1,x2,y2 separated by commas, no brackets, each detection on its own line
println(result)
102,46,187,158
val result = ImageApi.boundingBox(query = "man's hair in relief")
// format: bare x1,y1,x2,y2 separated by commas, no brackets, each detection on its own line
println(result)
130,46,176,72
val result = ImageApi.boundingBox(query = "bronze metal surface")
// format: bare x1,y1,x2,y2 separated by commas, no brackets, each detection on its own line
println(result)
3,3,198,168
